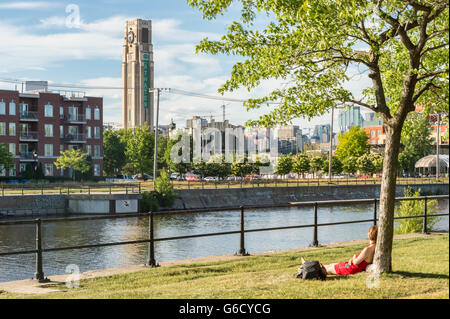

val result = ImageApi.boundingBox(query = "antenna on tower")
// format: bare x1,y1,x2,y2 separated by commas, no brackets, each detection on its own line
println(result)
221,102,230,122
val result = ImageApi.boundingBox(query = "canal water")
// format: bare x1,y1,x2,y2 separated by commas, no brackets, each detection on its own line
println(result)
0,200,448,283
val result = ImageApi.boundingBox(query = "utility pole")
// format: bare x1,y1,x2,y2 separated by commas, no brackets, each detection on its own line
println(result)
151,88,170,188
436,113,440,181
328,106,334,183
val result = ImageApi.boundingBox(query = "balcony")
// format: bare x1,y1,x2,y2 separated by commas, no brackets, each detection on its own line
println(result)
19,152,38,162
62,133,86,143
19,111,38,122
64,114,86,124
19,131,39,142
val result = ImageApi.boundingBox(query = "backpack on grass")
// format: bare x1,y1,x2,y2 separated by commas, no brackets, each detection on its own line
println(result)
296,258,327,281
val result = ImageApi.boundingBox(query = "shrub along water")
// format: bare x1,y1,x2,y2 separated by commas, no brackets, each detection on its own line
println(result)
394,187,441,234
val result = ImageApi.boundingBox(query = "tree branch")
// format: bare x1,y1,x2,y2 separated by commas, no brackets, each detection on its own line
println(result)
416,68,449,81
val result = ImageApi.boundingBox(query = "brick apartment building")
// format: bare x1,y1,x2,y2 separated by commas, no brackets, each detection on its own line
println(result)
0,85,103,178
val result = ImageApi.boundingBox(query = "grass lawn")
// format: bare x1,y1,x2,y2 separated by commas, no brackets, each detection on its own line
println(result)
0,234,448,299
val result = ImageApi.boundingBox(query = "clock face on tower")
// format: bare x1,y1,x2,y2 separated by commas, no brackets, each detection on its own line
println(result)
127,31,135,43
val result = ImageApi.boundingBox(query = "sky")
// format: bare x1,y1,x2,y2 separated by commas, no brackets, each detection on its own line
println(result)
0,0,374,131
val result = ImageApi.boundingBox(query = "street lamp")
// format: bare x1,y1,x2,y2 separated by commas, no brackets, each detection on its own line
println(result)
150,88,170,188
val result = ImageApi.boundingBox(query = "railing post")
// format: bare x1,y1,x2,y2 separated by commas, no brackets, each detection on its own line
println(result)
41,184,43,195
146,211,159,267
88,185,91,195
109,184,112,195
2,185,4,197
236,206,249,256
139,183,141,194
422,196,428,234
34,219,48,282
373,198,377,226
311,202,319,247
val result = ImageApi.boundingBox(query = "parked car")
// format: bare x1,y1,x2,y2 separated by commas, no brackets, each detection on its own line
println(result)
244,174,261,180
132,173,153,181
114,174,138,182
170,173,183,181
203,176,219,182
185,174,201,181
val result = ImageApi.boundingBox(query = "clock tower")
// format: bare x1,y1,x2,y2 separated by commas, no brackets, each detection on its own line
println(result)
122,19,154,129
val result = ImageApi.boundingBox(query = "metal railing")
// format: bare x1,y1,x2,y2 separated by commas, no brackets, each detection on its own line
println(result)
0,195,448,282
0,183,141,196
165,177,448,190
19,131,38,141
62,133,86,142
19,111,38,121
64,114,86,123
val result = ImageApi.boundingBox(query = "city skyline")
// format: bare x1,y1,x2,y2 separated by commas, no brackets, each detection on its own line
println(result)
0,0,374,129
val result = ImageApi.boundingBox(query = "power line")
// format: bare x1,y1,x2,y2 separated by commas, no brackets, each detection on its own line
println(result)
0,77,280,104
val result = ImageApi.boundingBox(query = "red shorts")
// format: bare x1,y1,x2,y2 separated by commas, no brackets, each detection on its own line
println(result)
334,262,368,275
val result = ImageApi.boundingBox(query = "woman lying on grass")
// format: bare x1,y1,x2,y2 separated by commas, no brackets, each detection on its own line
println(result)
322,226,378,276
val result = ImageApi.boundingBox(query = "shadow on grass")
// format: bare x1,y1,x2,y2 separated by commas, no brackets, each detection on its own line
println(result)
392,271,449,280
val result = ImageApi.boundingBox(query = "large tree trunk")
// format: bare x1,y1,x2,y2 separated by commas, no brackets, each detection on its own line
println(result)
373,123,403,273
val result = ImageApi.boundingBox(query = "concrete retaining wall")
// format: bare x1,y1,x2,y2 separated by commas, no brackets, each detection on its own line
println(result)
0,194,142,217
167,183,449,210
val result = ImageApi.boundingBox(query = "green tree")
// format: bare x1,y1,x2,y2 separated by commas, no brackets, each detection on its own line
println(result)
335,126,370,163
322,157,343,175
54,149,91,181
125,124,154,176
275,153,293,176
292,153,310,178
154,170,176,207
103,129,127,176
189,0,449,273
0,143,14,172
357,153,376,175
231,155,254,177
310,156,324,178
341,156,358,175
164,133,192,176
399,114,434,174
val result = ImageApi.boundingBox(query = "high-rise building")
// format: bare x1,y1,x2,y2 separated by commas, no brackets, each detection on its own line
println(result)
338,105,364,134
122,19,154,129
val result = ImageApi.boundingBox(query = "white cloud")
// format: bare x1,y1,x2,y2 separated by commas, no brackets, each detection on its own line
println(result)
0,1,58,9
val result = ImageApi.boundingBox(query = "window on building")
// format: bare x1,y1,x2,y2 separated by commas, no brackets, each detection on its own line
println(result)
19,164,26,174
93,164,100,177
370,130,375,137
371,140,376,145
94,107,100,120
377,129,381,136
86,145,92,156
0,101,5,115
94,145,100,157
44,144,53,157
44,163,53,176
9,123,16,136
94,127,100,139
86,107,91,120
9,143,16,155
45,124,53,137
60,106,64,119
60,144,64,155
19,144,28,155
60,125,64,138
9,165,16,177
0,164,5,177
86,126,92,138
44,104,53,117
0,122,5,136
9,102,16,116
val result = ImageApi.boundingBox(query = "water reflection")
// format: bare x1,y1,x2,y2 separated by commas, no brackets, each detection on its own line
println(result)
0,200,448,282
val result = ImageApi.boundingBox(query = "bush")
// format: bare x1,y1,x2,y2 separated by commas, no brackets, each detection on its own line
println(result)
141,191,160,212
394,187,441,234
155,170,176,207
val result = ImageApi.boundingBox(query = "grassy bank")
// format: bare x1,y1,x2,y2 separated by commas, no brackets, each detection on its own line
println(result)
1,234,448,299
